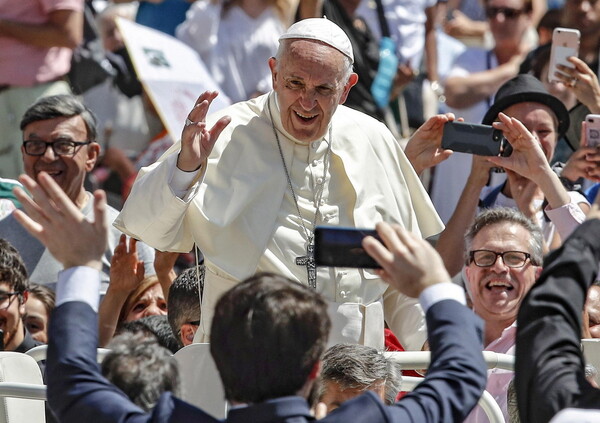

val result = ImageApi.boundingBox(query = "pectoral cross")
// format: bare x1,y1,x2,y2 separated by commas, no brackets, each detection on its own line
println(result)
296,243,317,289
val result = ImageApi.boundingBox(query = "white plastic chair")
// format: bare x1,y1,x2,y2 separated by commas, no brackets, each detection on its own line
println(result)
0,352,46,423
172,343,227,419
384,351,514,423
26,344,111,364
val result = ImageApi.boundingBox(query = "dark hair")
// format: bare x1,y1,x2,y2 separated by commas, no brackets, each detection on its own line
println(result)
27,283,56,316
319,344,402,405
20,94,98,142
118,314,180,354
167,266,204,348
465,207,544,266
102,332,180,411
210,272,330,403
0,239,28,295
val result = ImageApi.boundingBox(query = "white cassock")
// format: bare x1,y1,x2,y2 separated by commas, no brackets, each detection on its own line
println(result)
115,92,443,350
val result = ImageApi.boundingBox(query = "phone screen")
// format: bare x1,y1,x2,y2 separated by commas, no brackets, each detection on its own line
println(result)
314,226,382,269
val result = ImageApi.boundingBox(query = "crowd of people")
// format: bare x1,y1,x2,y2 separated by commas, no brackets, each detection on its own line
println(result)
3,0,600,422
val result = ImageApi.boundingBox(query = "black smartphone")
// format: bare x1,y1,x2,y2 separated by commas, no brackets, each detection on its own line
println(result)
441,121,511,156
314,226,382,269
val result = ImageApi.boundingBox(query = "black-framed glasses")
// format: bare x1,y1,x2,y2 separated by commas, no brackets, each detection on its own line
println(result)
0,292,19,310
469,250,531,268
485,6,526,19
23,140,91,156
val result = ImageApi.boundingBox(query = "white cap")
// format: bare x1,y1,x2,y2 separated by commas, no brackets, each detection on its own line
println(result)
279,18,354,64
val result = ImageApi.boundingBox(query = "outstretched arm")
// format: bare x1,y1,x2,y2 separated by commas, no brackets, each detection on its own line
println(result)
516,207,600,423
362,224,487,422
12,174,155,422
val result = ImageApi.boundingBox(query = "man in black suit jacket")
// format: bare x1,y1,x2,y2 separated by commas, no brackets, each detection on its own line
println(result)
13,171,487,423
516,210,600,423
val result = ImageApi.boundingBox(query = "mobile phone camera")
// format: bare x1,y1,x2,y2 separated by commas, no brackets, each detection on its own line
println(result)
492,129,503,142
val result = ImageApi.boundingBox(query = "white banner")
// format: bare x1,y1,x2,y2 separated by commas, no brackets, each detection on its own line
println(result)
115,18,231,143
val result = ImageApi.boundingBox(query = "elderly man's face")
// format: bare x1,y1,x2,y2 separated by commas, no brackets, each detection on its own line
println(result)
503,101,558,161
465,222,540,324
0,283,26,351
21,116,99,206
269,40,358,143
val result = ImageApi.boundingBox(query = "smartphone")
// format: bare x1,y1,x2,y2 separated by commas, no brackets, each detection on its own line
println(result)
548,27,580,83
586,114,600,148
441,121,511,156
314,226,382,269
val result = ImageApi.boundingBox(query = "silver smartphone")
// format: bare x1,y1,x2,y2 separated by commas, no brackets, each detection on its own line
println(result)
586,114,600,148
548,27,581,83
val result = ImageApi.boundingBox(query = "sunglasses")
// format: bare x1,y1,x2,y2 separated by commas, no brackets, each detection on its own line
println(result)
485,6,527,19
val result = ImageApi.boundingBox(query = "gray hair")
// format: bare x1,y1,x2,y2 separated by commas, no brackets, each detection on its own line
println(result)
464,207,544,266
20,95,98,142
319,343,402,405
275,39,354,85
167,265,204,348
102,332,180,412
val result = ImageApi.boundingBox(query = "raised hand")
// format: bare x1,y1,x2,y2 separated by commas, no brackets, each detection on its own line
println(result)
487,112,550,184
12,172,107,271
404,113,456,174
177,91,232,172
562,121,600,183
362,222,449,298
556,57,600,114
109,234,145,296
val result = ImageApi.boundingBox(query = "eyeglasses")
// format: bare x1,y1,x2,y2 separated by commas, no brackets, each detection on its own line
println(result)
485,7,526,19
0,292,19,310
469,250,531,268
23,140,91,156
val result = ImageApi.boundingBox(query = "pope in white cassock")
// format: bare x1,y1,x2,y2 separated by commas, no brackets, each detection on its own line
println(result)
115,18,444,350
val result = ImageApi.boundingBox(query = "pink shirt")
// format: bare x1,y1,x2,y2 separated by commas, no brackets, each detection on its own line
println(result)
0,0,83,86
464,322,516,423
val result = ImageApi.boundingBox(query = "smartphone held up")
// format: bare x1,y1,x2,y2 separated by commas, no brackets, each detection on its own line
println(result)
586,114,600,148
548,27,580,84
441,121,512,157
314,226,382,269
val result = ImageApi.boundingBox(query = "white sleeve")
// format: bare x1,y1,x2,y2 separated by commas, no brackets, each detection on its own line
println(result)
419,282,467,313
56,267,101,312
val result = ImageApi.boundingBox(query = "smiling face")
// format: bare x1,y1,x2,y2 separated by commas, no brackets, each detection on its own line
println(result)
21,116,100,207
0,282,26,351
465,222,540,324
269,39,358,143
124,283,168,323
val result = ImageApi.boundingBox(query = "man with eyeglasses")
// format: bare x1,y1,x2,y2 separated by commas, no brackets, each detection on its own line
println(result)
0,94,155,293
461,206,543,423
0,238,42,352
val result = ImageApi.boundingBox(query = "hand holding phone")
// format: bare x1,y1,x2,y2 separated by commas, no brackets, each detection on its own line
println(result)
314,226,381,269
548,27,580,83
441,121,511,156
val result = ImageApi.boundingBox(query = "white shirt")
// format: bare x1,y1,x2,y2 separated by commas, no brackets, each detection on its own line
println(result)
176,1,284,103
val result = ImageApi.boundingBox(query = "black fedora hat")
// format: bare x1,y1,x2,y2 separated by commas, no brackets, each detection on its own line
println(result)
482,74,570,137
